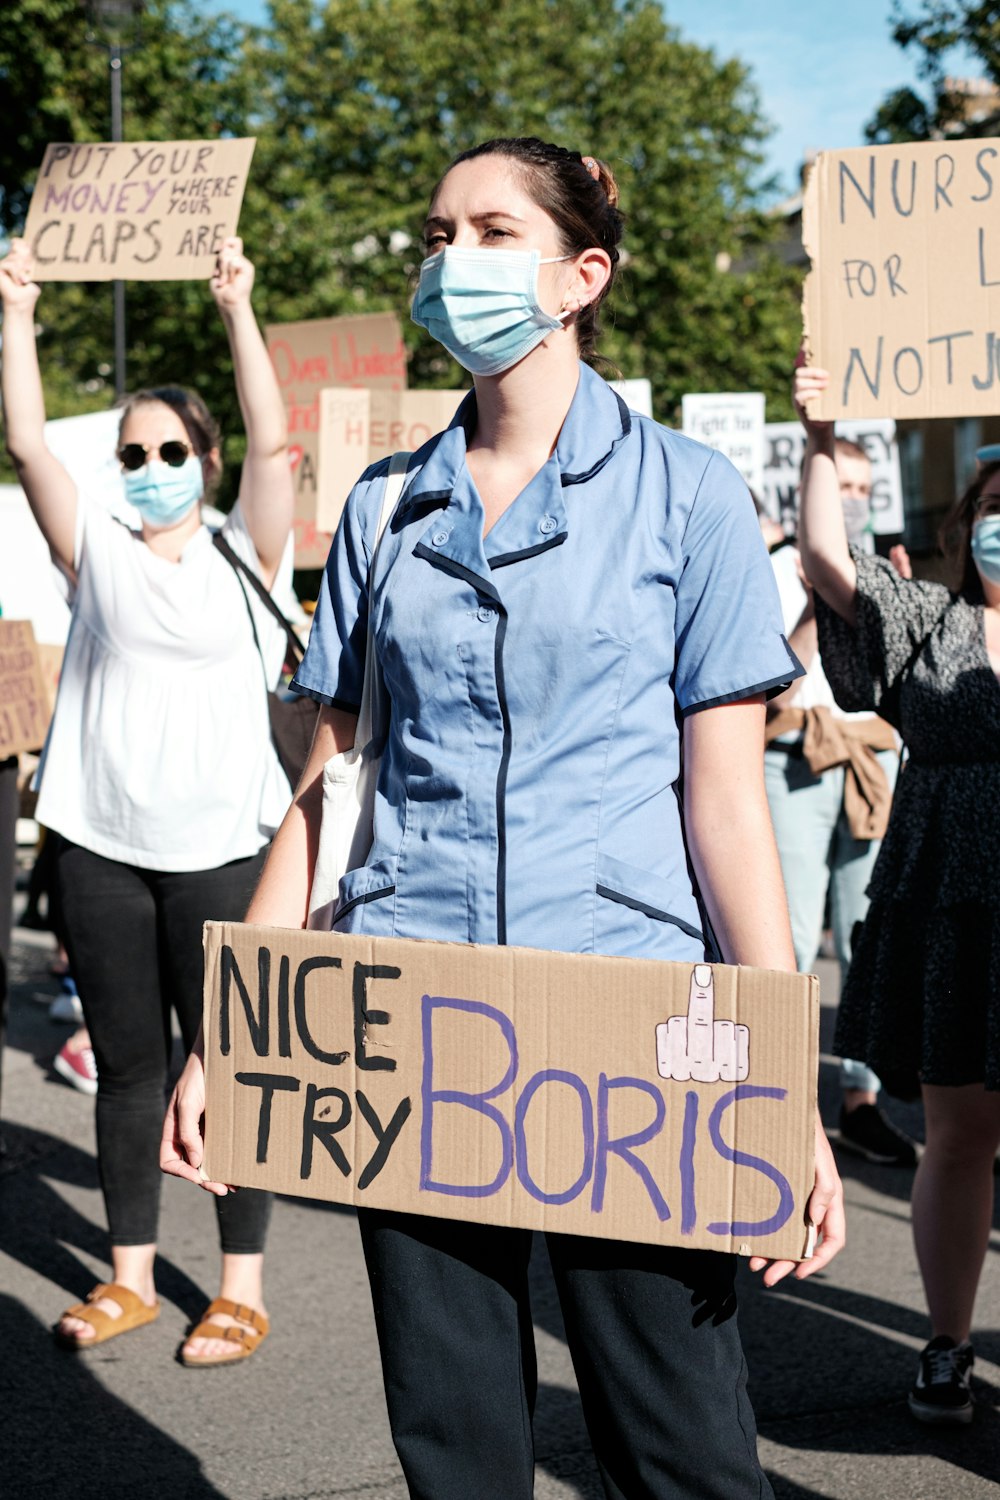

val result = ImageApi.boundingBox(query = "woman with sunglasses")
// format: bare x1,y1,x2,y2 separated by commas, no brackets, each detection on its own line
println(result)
0,234,293,1365
164,140,844,1493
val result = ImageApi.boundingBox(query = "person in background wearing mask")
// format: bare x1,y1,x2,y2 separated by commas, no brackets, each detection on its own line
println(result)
765,426,917,1167
796,360,1000,1427
0,236,293,1365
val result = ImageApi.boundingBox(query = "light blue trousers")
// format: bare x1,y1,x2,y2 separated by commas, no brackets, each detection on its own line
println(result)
764,746,899,1096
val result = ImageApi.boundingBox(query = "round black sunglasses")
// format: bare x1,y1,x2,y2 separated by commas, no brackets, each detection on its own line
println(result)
117,440,193,472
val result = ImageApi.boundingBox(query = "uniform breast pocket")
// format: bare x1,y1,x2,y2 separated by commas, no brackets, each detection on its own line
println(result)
332,855,398,936
594,854,706,961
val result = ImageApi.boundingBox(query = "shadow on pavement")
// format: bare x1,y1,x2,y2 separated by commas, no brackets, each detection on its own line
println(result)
0,1292,227,1499
0,1120,208,1325
765,1481,839,1499
743,1273,1000,1488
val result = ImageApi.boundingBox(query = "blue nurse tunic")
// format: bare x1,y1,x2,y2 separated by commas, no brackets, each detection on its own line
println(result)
293,362,800,960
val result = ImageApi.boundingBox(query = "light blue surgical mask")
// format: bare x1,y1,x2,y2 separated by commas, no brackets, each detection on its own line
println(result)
124,456,204,527
971,514,1000,584
841,495,871,543
411,246,572,376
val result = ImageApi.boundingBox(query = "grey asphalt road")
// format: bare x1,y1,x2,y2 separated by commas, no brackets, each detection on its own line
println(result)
2,915,997,1500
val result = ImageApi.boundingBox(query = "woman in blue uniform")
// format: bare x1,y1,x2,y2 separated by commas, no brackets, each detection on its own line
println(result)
165,138,844,1497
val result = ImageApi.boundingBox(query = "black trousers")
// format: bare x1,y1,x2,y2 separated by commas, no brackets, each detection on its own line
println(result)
0,757,19,1124
56,840,272,1252
359,1209,773,1500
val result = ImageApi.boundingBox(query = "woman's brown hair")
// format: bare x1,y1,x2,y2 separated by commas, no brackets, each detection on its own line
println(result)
117,386,222,498
443,137,625,363
938,460,998,601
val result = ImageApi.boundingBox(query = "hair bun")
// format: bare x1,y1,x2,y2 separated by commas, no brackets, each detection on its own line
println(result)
590,158,620,209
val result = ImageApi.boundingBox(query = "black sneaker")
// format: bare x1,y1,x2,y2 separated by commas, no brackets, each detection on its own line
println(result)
838,1103,918,1166
908,1336,974,1425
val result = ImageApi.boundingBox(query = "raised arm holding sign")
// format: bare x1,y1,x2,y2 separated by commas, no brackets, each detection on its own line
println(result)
0,230,293,1367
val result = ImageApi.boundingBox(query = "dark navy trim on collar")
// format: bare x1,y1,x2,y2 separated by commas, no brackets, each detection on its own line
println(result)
412,542,503,606
488,534,567,570
396,363,633,519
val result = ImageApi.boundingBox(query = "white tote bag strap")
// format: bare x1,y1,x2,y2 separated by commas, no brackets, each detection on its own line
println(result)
355,450,412,749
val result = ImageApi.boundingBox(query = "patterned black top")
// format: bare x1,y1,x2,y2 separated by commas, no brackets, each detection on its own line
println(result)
815,550,1000,1094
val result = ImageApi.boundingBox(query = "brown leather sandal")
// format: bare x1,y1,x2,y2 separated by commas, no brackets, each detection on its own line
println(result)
55,1282,160,1349
179,1297,269,1368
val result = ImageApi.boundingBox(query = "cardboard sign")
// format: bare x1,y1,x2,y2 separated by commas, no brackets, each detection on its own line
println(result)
804,140,1000,419
0,620,51,756
25,139,256,282
265,314,408,567
203,925,819,1260
761,418,904,537
317,388,467,533
681,393,766,493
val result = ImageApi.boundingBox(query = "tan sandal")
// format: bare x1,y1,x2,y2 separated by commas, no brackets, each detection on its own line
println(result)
55,1282,160,1349
179,1297,269,1368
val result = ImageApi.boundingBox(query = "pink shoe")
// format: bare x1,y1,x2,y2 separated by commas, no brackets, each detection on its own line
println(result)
54,1039,98,1096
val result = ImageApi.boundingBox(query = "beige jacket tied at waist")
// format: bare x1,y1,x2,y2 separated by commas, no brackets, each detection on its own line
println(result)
765,707,897,842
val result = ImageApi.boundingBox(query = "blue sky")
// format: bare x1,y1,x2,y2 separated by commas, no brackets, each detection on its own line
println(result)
664,0,977,196
209,1,979,198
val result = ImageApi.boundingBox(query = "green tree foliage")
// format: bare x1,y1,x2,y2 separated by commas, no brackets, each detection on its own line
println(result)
866,2,1000,143
1,0,804,494
0,0,250,470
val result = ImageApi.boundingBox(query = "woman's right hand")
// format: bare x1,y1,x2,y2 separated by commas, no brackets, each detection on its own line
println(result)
793,350,834,443
160,1045,231,1196
0,238,41,314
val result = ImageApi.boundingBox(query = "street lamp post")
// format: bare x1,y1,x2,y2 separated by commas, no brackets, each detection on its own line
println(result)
85,0,141,399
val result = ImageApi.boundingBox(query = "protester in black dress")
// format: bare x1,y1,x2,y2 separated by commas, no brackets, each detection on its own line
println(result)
795,359,1000,1428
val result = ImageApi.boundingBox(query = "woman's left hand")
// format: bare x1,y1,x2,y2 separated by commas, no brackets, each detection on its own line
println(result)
210,235,255,310
748,1112,845,1286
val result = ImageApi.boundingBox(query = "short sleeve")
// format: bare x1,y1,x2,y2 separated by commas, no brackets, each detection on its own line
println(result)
815,548,952,723
290,464,385,712
673,452,802,715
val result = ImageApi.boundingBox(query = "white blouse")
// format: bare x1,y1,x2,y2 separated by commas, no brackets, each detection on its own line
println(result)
35,497,294,872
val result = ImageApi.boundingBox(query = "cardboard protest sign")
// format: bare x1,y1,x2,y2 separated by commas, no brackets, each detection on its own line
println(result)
204,925,819,1260
0,621,51,756
804,140,1000,419
317,388,467,533
265,314,407,567
25,139,255,282
681,393,765,493
762,418,904,538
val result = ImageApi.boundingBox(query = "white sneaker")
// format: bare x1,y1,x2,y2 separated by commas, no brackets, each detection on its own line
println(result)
53,1040,98,1096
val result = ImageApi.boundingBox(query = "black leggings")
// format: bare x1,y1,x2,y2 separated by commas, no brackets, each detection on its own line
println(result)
56,840,272,1252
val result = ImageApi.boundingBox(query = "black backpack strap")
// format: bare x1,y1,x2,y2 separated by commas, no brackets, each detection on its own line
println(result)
212,529,304,667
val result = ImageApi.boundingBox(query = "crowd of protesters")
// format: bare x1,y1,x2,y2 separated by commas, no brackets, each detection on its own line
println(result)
1,133,996,1498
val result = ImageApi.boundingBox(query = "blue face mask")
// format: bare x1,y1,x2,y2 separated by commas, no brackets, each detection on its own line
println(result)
124,456,204,527
411,246,572,376
971,514,1000,584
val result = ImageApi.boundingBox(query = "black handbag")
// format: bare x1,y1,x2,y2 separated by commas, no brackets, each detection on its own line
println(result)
212,530,319,788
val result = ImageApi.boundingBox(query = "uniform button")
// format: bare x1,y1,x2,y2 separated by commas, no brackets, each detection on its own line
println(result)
477,605,495,623
539,514,558,534
432,529,450,547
